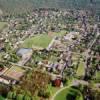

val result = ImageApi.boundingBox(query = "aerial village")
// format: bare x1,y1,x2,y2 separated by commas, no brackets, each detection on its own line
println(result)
0,8,100,100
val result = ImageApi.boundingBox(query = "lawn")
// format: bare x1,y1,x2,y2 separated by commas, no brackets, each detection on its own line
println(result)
23,34,52,48
54,87,83,100
53,30,66,36
51,87,60,95
22,30,66,48
95,71,100,80
0,22,7,31
76,61,85,77
0,95,5,100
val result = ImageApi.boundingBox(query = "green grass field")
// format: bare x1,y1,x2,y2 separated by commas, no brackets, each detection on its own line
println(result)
76,61,85,77
95,71,100,80
0,22,7,31
54,87,83,100
23,30,66,48
23,34,52,48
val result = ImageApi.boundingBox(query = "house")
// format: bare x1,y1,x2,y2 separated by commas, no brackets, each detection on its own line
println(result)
51,74,62,87
54,78,62,87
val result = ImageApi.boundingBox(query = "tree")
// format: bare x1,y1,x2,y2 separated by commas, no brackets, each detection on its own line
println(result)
12,91,16,99
24,95,31,100
13,70,51,98
7,91,13,99
16,94,24,100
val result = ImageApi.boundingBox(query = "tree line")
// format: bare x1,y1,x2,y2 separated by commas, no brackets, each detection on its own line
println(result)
0,0,100,16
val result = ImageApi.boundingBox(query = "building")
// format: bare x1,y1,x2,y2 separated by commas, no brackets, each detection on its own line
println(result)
0,66,26,85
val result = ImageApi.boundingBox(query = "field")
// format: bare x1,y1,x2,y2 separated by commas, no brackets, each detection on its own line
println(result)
0,22,7,31
23,31,66,48
76,61,85,77
23,34,52,48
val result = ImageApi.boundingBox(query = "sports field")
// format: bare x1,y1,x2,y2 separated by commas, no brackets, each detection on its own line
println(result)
22,31,66,48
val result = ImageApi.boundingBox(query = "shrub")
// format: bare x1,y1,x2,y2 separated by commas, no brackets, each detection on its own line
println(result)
38,89,50,98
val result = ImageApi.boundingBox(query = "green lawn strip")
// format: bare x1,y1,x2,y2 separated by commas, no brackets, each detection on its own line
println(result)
54,87,83,100
0,52,5,60
76,61,85,77
54,88,68,100
0,54,2,60
0,22,7,30
49,55,58,62
51,87,60,95
95,71,100,80
72,53,81,61
53,30,66,36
